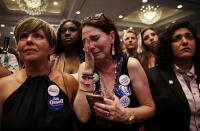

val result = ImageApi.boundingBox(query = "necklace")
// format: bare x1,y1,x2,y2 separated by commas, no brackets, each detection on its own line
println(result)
94,58,122,97
99,69,117,98
96,56,133,107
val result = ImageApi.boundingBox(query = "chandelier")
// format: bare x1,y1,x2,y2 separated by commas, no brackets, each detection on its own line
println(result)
17,0,48,15
138,4,162,25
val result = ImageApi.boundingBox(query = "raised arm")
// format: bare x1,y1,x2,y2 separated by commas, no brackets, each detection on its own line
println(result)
73,62,94,123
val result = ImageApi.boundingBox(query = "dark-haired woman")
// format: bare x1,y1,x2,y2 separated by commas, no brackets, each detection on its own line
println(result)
50,19,84,80
73,13,155,130
146,21,200,131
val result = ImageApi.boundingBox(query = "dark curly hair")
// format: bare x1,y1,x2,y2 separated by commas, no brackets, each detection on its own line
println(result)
156,21,200,67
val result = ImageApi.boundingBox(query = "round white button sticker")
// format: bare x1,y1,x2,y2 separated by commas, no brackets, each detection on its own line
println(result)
48,85,60,96
119,75,130,86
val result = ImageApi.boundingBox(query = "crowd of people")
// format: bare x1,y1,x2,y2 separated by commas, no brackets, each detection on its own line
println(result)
0,12,199,131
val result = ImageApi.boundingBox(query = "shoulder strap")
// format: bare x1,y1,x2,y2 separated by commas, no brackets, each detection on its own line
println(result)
61,72,72,108
121,54,129,75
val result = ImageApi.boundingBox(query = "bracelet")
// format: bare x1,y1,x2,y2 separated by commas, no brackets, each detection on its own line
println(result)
80,73,99,92
82,79,92,86
81,73,99,82
82,73,94,79
126,108,135,125
80,77,94,89
79,88,93,93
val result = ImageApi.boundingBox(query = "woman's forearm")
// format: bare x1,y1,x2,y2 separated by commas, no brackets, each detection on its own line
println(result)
73,89,93,123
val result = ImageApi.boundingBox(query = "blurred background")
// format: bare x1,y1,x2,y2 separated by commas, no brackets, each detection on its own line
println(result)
0,0,200,49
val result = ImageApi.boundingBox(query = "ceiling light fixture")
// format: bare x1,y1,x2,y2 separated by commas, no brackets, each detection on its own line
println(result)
142,0,148,3
76,11,80,15
138,4,162,25
119,15,123,19
1,24,5,27
17,0,48,15
177,4,183,9
53,1,58,6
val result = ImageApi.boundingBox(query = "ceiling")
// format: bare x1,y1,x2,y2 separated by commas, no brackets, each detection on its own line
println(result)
0,0,200,48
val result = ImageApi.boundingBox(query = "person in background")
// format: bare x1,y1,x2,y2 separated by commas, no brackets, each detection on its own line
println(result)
73,13,155,130
8,48,19,61
8,47,25,70
0,47,12,78
0,17,78,130
137,28,159,70
123,28,146,131
50,19,84,80
0,37,19,73
146,21,200,131
123,29,138,58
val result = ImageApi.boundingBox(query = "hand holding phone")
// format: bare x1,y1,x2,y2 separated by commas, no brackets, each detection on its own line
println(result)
86,94,104,112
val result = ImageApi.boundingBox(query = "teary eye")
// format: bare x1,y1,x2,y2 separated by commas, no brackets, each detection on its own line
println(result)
90,35,99,42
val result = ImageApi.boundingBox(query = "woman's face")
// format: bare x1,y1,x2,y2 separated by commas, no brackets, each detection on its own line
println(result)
171,27,196,61
82,25,115,60
60,22,79,47
142,29,158,49
17,29,54,62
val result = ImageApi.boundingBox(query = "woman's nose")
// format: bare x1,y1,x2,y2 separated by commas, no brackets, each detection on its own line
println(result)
181,36,189,45
27,35,31,41
64,30,71,36
26,35,33,44
182,36,187,42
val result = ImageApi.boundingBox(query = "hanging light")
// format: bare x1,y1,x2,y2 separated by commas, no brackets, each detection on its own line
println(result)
17,0,48,15
138,4,162,25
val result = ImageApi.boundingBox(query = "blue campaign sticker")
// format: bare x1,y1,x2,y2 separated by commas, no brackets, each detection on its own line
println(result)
120,95,130,107
48,94,64,111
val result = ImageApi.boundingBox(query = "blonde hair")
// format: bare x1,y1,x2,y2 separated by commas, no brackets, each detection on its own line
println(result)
123,29,137,42
14,17,57,47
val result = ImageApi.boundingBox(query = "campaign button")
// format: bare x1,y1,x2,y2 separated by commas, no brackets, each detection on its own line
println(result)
48,85,60,96
119,75,130,86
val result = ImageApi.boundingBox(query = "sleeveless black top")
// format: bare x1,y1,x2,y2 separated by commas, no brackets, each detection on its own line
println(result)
79,55,141,130
2,75,74,131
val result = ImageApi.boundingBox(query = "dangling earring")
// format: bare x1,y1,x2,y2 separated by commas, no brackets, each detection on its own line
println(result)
111,43,115,56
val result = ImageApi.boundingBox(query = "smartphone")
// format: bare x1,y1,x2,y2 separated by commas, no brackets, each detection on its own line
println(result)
86,94,104,112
